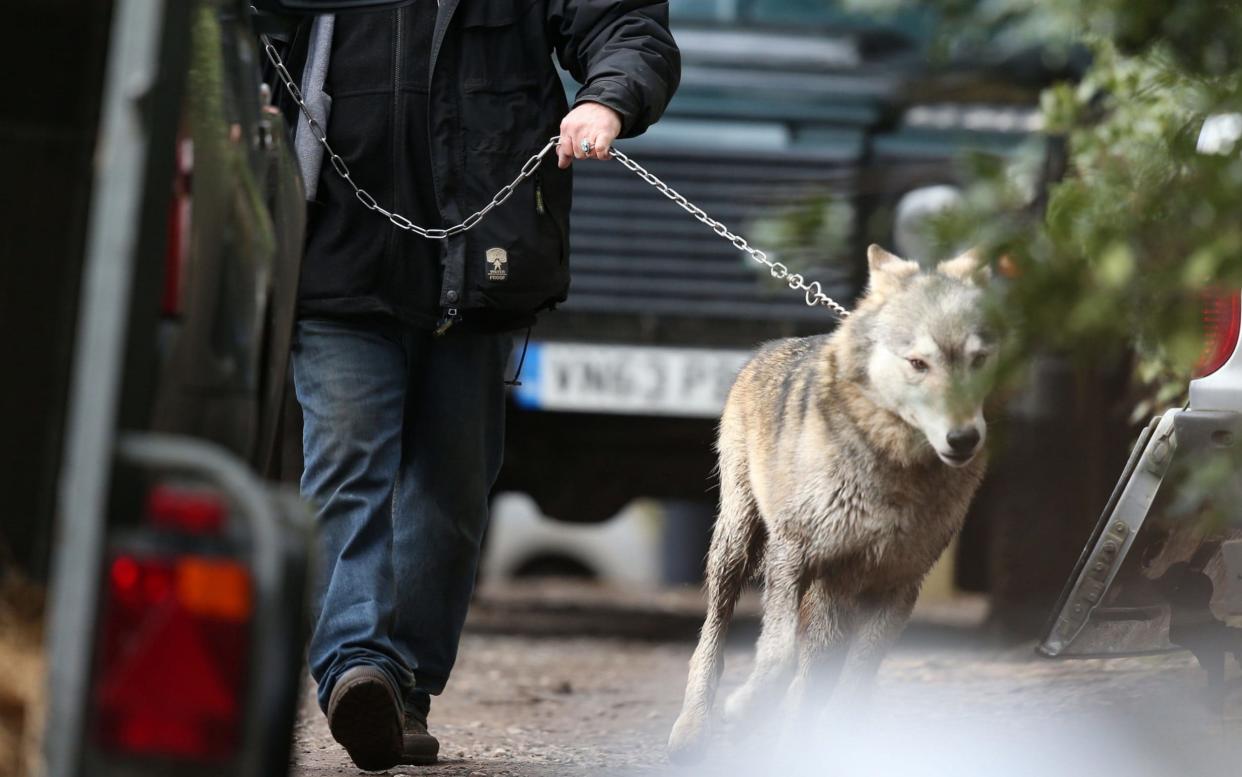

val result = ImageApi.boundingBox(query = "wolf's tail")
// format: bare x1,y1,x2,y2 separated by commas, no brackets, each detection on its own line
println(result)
668,446,764,762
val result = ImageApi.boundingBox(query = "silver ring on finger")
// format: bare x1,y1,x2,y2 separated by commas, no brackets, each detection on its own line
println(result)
581,139,594,154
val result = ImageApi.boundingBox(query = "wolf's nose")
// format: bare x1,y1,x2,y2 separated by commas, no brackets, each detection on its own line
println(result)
947,428,980,455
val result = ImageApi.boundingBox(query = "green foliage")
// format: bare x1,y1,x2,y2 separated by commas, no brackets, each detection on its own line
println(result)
748,196,854,295
842,1,1242,418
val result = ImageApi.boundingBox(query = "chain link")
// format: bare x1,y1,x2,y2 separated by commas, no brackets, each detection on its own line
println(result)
260,36,849,319
607,147,850,320
263,36,558,241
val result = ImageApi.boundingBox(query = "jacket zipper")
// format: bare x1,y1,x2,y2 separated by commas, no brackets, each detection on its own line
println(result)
391,7,403,216
427,1,461,334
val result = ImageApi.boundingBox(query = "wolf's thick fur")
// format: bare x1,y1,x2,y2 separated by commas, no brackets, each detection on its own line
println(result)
668,246,995,761
0,575,44,777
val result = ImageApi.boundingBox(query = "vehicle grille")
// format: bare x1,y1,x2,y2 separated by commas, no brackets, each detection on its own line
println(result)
565,146,860,323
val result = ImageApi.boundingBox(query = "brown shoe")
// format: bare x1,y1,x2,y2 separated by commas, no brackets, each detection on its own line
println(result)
326,665,403,771
399,706,440,765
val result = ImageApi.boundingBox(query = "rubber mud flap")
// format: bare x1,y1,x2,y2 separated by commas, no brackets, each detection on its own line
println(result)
1039,411,1177,657
1040,408,1242,657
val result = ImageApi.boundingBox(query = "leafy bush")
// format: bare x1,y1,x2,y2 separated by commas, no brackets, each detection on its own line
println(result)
856,1,1242,418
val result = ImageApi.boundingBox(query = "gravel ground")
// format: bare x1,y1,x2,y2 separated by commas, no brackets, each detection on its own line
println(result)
290,582,1242,777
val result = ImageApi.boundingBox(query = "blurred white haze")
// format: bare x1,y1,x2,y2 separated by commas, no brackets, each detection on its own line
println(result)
658,642,1240,777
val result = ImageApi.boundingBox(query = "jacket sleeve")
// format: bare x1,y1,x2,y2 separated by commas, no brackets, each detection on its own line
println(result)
547,0,681,138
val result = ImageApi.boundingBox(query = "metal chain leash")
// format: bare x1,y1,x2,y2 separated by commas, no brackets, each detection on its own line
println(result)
262,35,557,240
260,36,850,319
606,147,851,319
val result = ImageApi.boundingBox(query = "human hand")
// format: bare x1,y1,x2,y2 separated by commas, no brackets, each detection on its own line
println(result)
557,102,623,169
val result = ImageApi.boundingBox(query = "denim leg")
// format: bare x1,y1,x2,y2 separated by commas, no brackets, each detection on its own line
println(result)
292,318,411,712
391,332,511,702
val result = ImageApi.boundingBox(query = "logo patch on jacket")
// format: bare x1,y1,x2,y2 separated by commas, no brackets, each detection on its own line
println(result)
486,247,509,281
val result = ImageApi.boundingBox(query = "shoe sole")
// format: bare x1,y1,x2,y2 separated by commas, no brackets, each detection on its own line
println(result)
328,674,402,771
400,752,439,766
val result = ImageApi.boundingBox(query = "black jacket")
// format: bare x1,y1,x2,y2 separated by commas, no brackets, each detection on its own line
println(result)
280,0,680,331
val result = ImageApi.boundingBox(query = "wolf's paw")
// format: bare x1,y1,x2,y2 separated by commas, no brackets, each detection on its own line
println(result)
667,711,710,765
722,685,752,726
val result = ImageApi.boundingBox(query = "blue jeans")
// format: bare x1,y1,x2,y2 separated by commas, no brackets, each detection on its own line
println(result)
292,317,510,713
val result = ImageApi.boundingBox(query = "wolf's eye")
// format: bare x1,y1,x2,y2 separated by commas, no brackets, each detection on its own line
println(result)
971,353,988,369
907,357,930,373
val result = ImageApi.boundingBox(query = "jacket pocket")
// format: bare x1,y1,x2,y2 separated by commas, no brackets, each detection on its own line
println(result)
462,164,568,313
458,0,543,93
535,171,570,269
459,0,538,26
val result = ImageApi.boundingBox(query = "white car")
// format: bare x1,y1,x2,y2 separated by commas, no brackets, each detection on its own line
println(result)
482,493,666,585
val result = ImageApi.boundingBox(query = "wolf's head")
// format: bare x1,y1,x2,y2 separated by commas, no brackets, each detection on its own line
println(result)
849,244,997,468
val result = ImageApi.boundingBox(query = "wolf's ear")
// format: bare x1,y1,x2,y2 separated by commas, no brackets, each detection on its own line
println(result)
937,248,992,285
866,244,919,299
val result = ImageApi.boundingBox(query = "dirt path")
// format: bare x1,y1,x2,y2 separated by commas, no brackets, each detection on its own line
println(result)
290,585,1242,777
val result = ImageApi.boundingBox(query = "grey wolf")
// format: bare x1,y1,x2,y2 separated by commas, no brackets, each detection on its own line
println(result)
280,2,679,769
668,245,996,761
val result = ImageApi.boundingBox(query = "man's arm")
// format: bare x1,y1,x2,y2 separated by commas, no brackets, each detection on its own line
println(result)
547,0,681,167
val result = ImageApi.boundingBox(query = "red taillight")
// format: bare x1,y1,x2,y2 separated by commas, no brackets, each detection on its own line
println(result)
161,136,193,316
92,554,251,761
147,484,226,534
1196,291,1242,377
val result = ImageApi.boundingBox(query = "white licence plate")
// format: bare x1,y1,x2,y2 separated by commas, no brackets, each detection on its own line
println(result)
512,342,752,417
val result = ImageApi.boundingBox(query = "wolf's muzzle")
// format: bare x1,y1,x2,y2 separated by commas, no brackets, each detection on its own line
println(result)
946,427,981,456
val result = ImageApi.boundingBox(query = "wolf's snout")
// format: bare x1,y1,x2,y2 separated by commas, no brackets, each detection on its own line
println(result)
946,427,981,456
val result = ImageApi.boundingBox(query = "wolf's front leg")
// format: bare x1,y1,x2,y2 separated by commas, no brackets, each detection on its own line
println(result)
834,583,919,710
723,538,805,726
786,579,854,724
668,456,760,764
